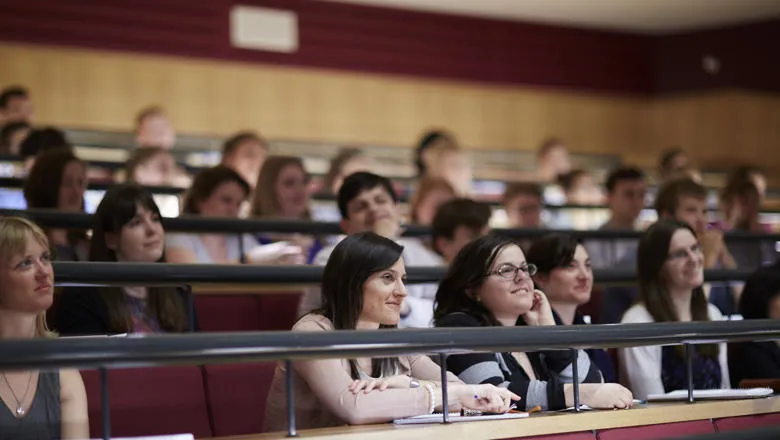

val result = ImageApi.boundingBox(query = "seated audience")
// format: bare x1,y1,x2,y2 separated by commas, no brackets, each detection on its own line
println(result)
23,148,89,261
263,232,516,431
718,179,775,267
585,166,646,268
297,172,443,327
0,120,30,155
220,131,268,191
167,166,299,264
134,106,176,149
414,130,457,179
413,130,472,195
0,85,33,124
250,155,320,263
725,164,766,202
502,182,544,229
18,127,70,172
409,176,456,226
125,147,178,186
0,216,88,438
430,198,491,264
434,234,632,411
658,147,690,182
55,185,195,335
728,261,780,387
557,168,605,230
526,233,617,382
601,178,739,323
619,220,730,399
323,148,373,196
536,137,572,205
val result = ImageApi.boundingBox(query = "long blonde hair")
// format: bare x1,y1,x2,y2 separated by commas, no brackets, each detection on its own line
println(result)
0,216,54,338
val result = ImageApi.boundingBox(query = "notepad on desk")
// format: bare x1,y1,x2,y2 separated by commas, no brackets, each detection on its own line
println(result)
393,412,528,425
647,388,773,402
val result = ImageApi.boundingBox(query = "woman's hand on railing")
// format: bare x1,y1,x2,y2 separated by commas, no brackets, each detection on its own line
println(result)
451,384,520,414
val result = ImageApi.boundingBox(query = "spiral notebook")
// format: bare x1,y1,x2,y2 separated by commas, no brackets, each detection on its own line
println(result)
393,412,528,425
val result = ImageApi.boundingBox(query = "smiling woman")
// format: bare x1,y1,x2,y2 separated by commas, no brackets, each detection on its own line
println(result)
54,184,195,335
263,232,518,432
0,216,88,439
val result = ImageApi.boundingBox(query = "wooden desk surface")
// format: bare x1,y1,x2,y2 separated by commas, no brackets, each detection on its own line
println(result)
218,397,780,440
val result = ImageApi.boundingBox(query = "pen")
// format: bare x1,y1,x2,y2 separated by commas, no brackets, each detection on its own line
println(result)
633,399,647,405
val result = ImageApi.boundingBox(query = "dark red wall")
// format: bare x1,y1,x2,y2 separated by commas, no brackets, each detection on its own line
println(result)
0,0,776,94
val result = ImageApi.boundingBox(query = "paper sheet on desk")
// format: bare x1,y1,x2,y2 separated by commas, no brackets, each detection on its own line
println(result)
393,412,528,425
647,388,773,401
90,435,193,440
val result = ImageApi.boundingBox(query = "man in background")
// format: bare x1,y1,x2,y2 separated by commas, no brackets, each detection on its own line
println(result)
0,86,34,124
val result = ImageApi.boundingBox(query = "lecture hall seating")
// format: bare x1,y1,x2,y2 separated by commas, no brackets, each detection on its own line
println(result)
204,362,278,436
194,291,301,332
597,420,715,440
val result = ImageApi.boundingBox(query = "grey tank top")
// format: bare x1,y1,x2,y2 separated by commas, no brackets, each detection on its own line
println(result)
0,370,61,440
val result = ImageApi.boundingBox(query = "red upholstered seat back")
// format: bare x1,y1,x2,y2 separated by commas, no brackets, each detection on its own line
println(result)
598,420,714,440
519,431,596,440
714,413,780,431
195,292,300,332
204,362,278,436
81,366,213,438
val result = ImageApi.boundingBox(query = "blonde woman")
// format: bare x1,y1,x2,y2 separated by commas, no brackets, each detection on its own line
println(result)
0,217,88,438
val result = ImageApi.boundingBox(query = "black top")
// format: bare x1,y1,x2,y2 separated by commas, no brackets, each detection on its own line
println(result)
728,341,780,388
53,286,197,335
0,371,60,440
436,311,603,411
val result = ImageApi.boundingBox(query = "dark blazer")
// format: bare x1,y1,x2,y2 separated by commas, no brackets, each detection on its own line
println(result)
728,341,780,388
53,286,197,335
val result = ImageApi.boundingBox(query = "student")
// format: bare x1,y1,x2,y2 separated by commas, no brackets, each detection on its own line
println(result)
0,86,33,124
718,179,774,268
55,185,195,335
601,178,738,323
0,216,88,438
526,233,617,382
18,127,70,172
585,167,646,268
263,233,517,431
536,138,572,206
323,148,373,196
502,182,544,229
297,172,444,327
0,120,30,155
134,106,175,149
658,148,690,183
220,131,268,190
728,262,780,387
409,176,456,226
434,234,632,411
430,198,491,264
23,148,89,261
619,220,730,400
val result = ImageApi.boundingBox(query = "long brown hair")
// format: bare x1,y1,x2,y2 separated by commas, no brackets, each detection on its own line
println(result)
90,185,189,333
250,155,311,218
637,219,718,358
409,176,456,225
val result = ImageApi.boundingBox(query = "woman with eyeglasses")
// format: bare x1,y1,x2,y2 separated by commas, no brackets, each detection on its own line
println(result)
619,220,730,399
434,234,633,411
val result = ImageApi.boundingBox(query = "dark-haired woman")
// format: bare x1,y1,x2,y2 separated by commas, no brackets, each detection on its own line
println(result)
728,262,780,387
434,234,632,411
619,220,730,399
55,185,194,335
263,233,517,432
23,147,89,261
526,233,616,383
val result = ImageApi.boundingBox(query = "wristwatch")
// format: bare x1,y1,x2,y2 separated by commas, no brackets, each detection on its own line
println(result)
409,378,421,389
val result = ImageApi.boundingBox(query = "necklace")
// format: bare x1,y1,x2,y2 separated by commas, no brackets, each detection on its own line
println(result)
1,372,33,417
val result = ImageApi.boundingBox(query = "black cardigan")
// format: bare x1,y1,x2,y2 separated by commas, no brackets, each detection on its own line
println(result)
436,311,603,411
728,341,780,388
53,286,197,335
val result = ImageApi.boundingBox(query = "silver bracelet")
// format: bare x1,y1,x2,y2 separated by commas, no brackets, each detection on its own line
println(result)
423,382,435,414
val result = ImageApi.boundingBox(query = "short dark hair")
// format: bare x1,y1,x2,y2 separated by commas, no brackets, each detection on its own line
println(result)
0,86,28,109
502,182,542,205
659,148,685,171
431,198,491,246
19,127,70,160
337,172,397,219
654,178,707,217
182,165,250,214
526,233,582,275
23,147,84,209
557,169,589,193
318,232,404,378
605,166,644,193
738,263,780,320
433,234,518,327
0,121,30,150
222,131,267,158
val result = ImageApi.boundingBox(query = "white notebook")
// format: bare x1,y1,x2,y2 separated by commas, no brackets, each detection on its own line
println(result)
393,412,528,425
647,388,773,402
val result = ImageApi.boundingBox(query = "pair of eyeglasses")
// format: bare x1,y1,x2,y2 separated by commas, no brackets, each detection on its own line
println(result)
487,263,538,280
667,244,704,261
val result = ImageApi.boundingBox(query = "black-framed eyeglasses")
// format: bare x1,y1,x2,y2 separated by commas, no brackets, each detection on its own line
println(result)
487,263,538,280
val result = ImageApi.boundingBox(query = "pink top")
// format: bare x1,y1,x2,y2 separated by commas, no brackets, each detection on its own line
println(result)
263,314,461,432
